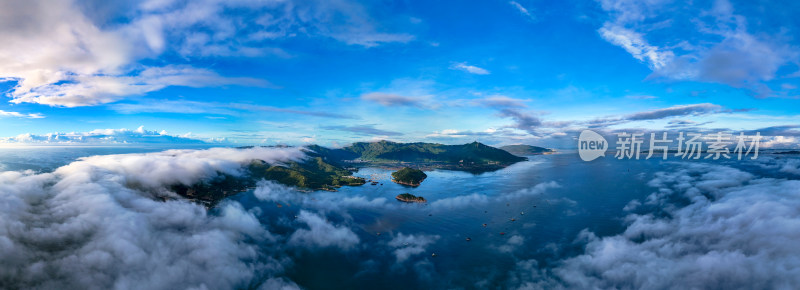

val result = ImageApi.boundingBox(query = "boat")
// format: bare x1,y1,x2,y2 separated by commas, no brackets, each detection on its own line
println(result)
465,237,471,241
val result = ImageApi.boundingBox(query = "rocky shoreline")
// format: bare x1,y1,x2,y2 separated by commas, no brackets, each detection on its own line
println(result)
391,177,426,187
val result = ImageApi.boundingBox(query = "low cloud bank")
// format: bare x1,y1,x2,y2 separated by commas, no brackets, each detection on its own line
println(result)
0,126,210,145
512,162,800,289
0,147,305,289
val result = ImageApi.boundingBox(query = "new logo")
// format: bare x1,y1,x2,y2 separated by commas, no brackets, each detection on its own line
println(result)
578,130,607,161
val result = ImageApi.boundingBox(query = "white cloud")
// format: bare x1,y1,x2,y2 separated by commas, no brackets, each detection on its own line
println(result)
9,66,270,107
0,110,44,119
761,136,799,149
597,0,799,96
513,162,800,289
0,147,307,289
496,234,525,253
388,233,440,263
450,62,491,75
0,0,413,107
476,95,529,108
499,181,560,200
288,210,360,250
112,99,356,119
509,1,534,20
430,193,490,208
0,126,211,145
361,92,429,107
779,159,800,175
431,182,560,209
598,24,673,70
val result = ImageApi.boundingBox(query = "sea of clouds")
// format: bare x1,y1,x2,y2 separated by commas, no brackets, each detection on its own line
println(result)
3,146,800,289
0,147,306,289
511,161,800,289
0,146,463,289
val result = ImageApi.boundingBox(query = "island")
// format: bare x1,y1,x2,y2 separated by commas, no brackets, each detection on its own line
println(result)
395,193,426,203
391,167,427,186
499,144,555,156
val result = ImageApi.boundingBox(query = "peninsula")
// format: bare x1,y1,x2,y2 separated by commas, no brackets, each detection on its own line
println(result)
499,145,556,156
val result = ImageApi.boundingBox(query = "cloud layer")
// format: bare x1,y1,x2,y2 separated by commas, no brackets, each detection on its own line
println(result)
597,0,799,97
0,0,413,107
0,147,307,289
0,126,208,145
512,162,800,289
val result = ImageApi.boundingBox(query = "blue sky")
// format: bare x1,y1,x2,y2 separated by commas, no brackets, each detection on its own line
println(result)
0,0,798,148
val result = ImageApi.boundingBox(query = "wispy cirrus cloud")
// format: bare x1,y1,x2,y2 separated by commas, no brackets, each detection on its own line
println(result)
320,125,403,136
10,66,271,107
450,62,491,75
665,119,713,128
509,1,534,20
0,0,414,107
498,108,545,136
360,92,429,108
585,103,749,127
625,95,658,100
0,110,44,119
597,0,800,97
112,99,357,119
474,95,529,108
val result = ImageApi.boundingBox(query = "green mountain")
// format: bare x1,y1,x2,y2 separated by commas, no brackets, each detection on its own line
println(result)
499,145,555,156
173,151,364,207
248,157,365,190
310,140,526,165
